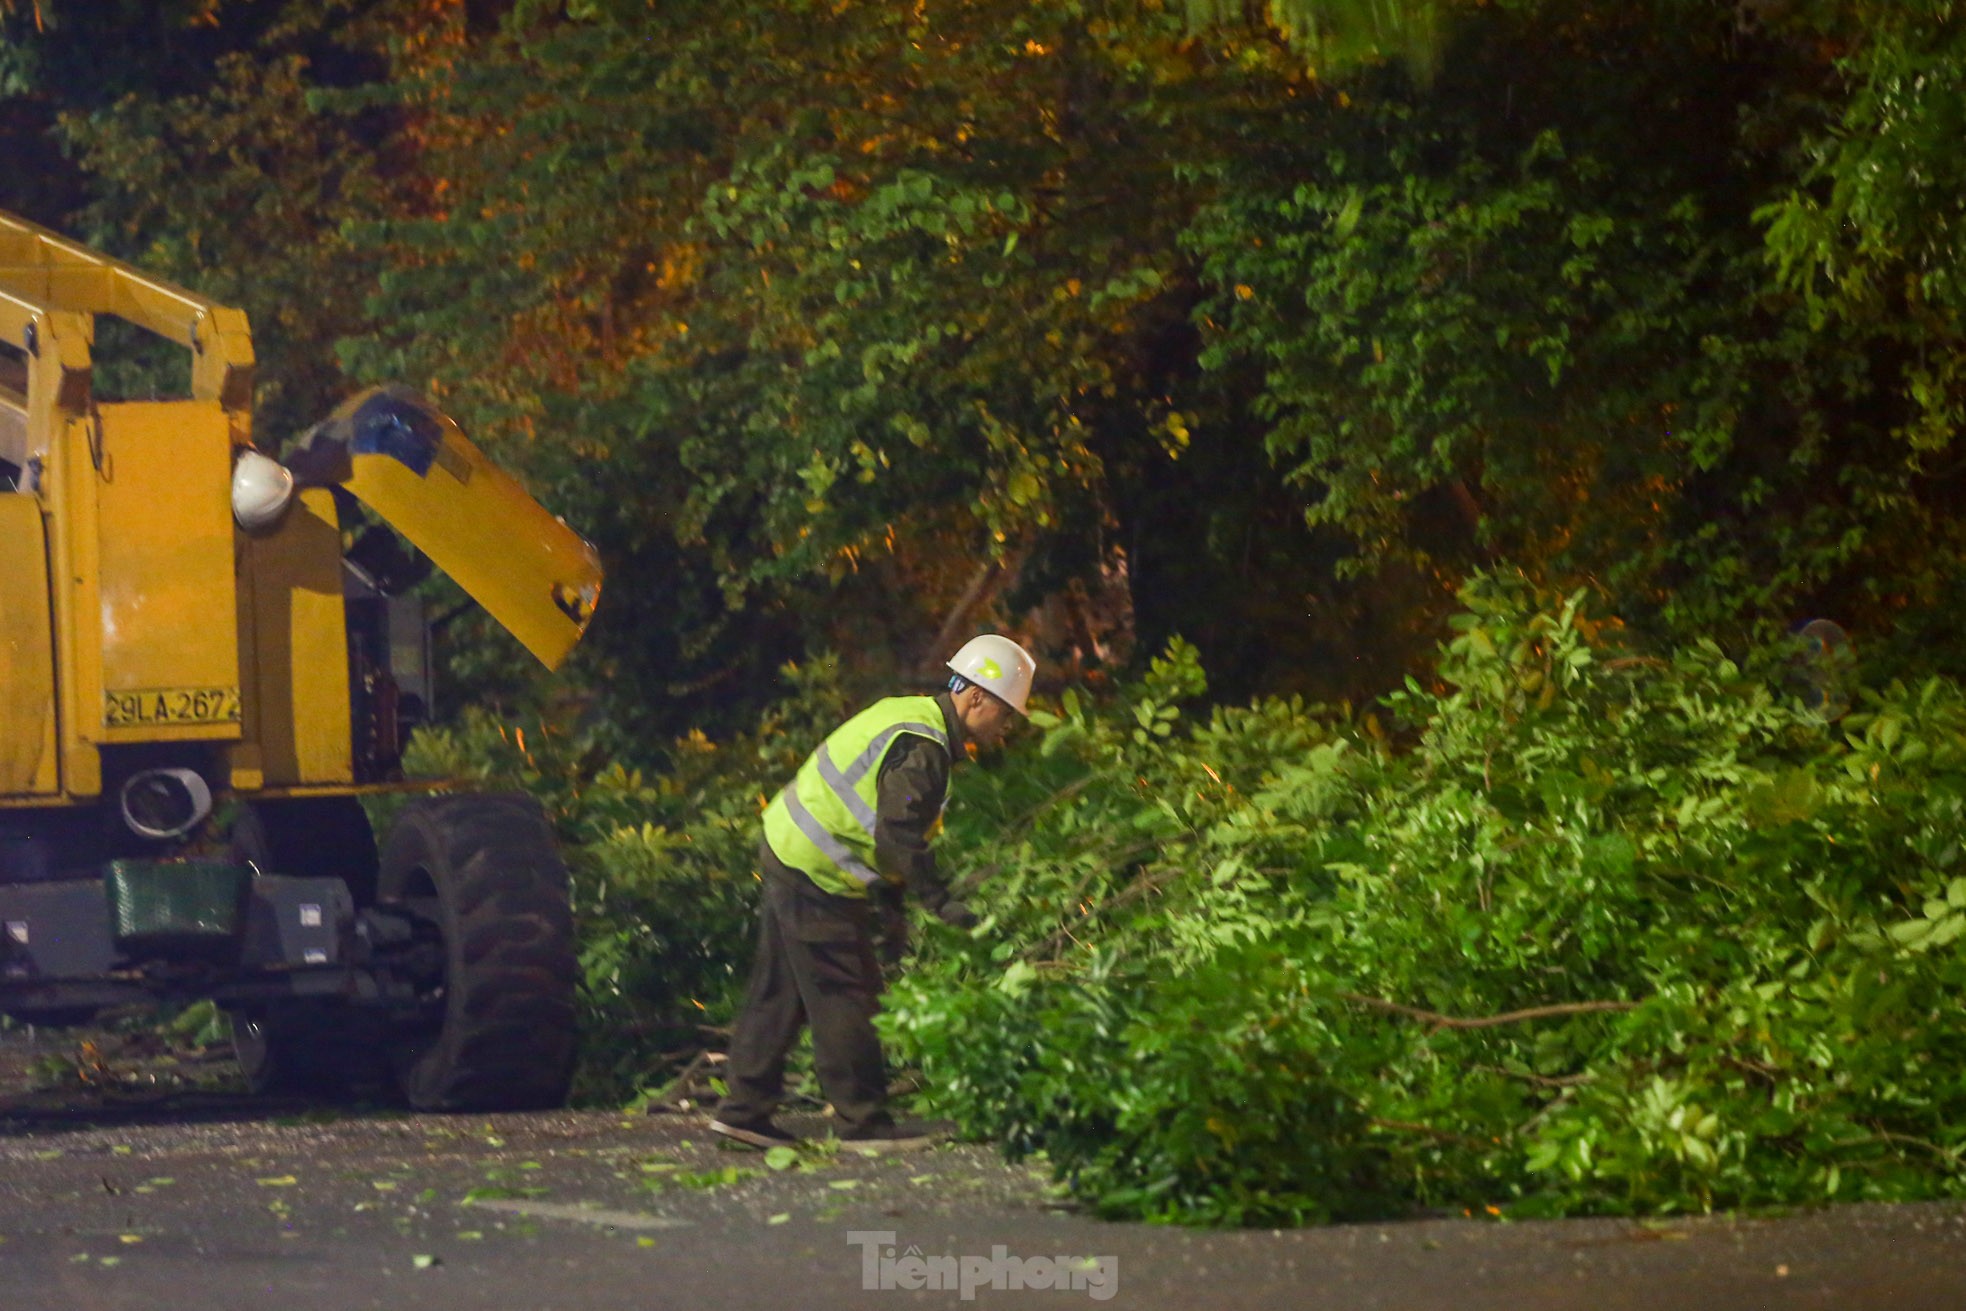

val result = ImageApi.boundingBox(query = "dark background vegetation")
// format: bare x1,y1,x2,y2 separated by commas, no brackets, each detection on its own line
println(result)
6,0,1966,1222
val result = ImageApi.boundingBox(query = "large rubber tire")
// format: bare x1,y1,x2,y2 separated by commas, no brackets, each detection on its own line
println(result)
377,794,578,1111
227,798,388,1098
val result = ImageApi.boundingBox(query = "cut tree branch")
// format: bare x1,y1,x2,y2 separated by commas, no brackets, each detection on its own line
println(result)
1367,1116,1484,1146
1339,993,1641,1031
1470,1063,1596,1089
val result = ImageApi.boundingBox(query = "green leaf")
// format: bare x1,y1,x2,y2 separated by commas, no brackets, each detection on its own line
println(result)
1889,918,1935,946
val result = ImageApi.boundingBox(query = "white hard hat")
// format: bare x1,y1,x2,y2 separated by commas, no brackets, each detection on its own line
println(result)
947,634,1037,715
231,448,295,531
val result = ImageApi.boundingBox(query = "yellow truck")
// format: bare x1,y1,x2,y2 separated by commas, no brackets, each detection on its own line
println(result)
0,209,603,1109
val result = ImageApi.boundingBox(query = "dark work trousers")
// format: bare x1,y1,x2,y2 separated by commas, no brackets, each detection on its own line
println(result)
716,844,889,1133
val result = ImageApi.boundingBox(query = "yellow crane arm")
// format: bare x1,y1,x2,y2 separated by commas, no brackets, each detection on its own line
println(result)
286,388,602,672
0,209,254,412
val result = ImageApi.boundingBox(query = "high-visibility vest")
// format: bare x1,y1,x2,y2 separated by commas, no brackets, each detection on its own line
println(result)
762,695,952,898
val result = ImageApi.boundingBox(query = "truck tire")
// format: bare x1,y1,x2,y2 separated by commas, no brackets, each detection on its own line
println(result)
227,798,388,1098
377,794,578,1111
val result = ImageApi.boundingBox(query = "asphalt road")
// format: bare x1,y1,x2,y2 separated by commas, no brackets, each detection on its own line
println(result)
2,1036,1965,1310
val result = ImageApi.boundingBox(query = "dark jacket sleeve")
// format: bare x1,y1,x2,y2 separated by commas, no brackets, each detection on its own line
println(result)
873,735,973,925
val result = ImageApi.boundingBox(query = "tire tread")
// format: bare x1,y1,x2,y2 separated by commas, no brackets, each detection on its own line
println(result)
381,794,578,1111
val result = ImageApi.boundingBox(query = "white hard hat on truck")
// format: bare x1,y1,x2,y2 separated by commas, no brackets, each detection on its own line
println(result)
231,448,295,531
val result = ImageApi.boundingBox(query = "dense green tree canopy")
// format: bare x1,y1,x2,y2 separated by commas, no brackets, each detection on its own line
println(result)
8,0,1966,720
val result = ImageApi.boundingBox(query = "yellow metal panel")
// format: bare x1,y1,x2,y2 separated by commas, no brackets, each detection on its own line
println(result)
3,209,259,796
189,305,255,420
36,314,102,798
92,401,241,744
0,495,58,797
338,408,601,671
230,488,353,790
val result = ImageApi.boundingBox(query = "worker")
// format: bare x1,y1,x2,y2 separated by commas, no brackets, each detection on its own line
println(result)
709,634,1038,1154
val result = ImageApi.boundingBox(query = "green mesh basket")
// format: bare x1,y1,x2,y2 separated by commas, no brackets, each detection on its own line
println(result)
105,859,252,958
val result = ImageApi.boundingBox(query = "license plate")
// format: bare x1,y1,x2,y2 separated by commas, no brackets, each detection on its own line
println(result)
104,687,242,728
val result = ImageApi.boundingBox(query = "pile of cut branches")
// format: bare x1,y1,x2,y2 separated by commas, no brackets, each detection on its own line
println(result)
882,576,1966,1223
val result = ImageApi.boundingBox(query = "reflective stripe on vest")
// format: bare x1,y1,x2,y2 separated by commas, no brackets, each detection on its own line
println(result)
762,695,951,898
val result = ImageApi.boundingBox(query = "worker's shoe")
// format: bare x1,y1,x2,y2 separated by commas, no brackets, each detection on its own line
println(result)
837,1117,954,1155
709,1116,800,1150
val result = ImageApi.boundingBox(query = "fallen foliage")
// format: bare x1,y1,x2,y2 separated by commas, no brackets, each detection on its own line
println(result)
884,575,1966,1223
